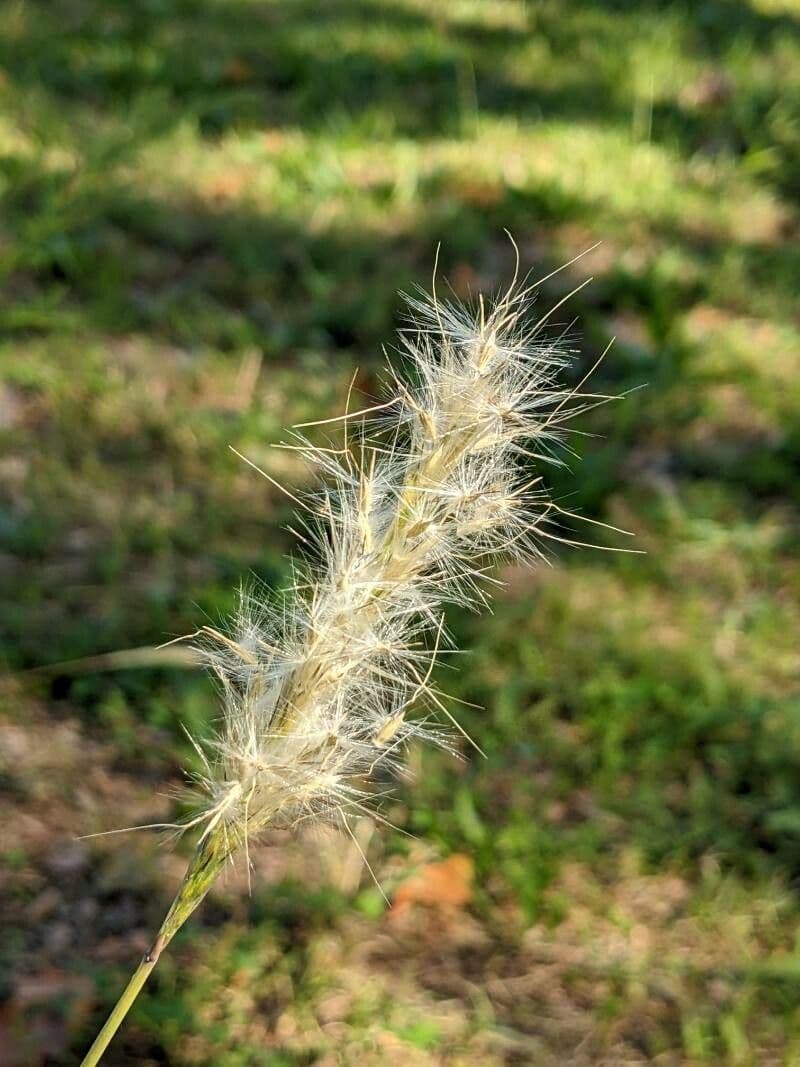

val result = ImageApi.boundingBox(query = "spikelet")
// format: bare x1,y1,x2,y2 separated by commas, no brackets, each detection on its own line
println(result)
186,274,609,854
81,252,625,1066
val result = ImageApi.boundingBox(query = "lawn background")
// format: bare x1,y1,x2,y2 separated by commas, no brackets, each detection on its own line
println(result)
1,1,800,1063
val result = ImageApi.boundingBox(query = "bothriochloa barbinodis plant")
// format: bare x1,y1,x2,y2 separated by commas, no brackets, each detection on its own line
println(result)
81,244,633,1064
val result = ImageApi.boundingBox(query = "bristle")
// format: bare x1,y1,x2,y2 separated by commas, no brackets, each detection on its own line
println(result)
181,272,613,852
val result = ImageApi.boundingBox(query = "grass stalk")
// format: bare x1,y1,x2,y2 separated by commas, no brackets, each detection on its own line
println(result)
80,831,230,1066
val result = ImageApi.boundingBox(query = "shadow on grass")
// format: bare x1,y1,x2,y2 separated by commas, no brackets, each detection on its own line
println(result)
1,0,797,343
2,0,798,159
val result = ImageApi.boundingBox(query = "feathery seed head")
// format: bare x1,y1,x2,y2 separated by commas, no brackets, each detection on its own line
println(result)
181,266,610,863
81,253,631,1067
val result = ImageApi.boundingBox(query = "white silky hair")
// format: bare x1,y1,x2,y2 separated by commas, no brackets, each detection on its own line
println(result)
172,257,630,862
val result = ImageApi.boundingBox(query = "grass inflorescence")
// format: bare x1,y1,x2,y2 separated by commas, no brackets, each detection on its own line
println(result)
81,254,620,1063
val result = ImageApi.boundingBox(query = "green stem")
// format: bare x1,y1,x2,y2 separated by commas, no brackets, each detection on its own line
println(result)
80,830,231,1066
80,954,157,1067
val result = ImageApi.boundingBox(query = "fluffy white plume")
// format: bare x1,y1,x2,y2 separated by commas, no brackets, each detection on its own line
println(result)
80,254,635,1067
179,263,621,863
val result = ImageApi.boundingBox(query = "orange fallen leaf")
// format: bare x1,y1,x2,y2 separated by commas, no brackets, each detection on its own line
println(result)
392,854,474,916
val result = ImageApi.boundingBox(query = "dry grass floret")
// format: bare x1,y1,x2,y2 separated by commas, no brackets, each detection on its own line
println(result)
81,246,629,1064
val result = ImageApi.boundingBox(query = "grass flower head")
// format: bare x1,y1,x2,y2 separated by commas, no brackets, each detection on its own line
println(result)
82,248,626,1064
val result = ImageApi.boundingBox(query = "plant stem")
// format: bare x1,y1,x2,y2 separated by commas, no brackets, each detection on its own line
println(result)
80,830,231,1066
80,954,158,1067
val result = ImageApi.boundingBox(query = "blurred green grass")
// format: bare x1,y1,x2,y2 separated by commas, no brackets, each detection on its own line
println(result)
1,0,800,1063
